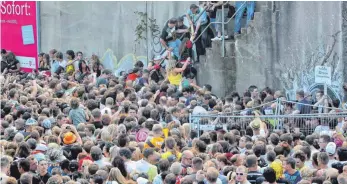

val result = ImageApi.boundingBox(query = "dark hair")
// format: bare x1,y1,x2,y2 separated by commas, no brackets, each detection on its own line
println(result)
19,159,30,172
119,148,132,160
300,146,311,161
332,98,340,108
135,61,144,68
1,49,6,54
16,142,30,158
195,140,207,153
263,167,276,183
68,160,79,172
158,159,170,172
204,84,212,92
248,85,258,93
337,147,347,161
70,145,83,160
190,4,199,9
66,50,75,59
60,159,70,171
117,134,129,147
269,133,279,145
78,60,90,73
280,133,293,146
76,51,83,56
168,18,177,24
284,157,296,169
266,151,276,162
112,156,127,178
294,151,306,162
92,175,104,184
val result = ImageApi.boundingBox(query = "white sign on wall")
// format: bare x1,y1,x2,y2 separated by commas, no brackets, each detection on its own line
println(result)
16,56,36,69
315,66,331,85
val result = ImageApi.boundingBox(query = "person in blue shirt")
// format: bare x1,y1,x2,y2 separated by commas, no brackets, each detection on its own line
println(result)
186,4,208,37
283,157,302,184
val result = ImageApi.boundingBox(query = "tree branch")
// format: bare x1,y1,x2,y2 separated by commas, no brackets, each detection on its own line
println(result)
320,31,341,66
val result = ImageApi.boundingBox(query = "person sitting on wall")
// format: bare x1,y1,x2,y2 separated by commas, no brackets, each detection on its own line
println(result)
2,52,20,75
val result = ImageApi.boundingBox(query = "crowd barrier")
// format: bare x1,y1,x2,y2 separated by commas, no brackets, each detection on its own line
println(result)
189,99,347,137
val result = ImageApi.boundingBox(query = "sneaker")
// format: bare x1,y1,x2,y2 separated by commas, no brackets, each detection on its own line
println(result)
211,36,222,41
224,35,229,39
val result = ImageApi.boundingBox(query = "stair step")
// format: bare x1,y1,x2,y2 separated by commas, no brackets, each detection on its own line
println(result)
261,5,269,12
253,12,262,22
241,27,247,35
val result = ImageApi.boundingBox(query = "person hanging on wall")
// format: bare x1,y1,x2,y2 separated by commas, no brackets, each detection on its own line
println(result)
160,18,181,60
186,3,210,61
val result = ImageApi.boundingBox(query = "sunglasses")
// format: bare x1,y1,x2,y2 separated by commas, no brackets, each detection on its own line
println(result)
236,173,244,176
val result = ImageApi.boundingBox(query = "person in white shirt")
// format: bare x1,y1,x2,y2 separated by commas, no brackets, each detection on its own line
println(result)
119,147,136,174
326,142,338,167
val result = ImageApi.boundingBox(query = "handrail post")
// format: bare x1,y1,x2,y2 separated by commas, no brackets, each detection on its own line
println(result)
221,3,225,57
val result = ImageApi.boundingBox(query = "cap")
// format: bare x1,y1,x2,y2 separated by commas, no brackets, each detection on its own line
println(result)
63,132,77,145
42,119,52,129
250,118,261,130
25,118,38,126
35,144,48,152
326,142,337,155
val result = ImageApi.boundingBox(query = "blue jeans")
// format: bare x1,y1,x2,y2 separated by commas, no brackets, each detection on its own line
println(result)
168,39,181,60
234,1,255,33
210,18,216,29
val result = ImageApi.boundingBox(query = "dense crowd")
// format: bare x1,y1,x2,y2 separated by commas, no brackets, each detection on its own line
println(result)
1,2,347,184
1,45,347,184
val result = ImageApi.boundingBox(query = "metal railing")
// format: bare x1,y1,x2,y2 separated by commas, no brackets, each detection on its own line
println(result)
189,98,347,137
193,1,247,57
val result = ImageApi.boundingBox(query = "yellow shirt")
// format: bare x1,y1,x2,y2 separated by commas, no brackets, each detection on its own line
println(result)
66,60,75,75
161,151,182,160
144,137,164,150
168,72,182,86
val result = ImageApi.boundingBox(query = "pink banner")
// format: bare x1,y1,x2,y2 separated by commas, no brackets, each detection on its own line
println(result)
1,1,38,72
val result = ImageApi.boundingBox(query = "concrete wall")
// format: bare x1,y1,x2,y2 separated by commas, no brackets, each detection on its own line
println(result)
232,1,346,100
40,1,194,59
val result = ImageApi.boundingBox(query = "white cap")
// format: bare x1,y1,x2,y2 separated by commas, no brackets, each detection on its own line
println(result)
326,142,337,155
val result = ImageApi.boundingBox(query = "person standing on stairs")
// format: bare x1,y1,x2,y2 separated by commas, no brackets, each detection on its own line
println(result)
210,1,230,41
234,1,255,34
186,3,209,59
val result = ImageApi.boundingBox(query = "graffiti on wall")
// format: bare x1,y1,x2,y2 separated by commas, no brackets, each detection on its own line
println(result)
100,49,148,76
276,31,344,102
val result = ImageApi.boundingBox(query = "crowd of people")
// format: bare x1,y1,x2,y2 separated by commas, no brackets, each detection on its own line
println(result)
1,45,347,184
1,2,347,184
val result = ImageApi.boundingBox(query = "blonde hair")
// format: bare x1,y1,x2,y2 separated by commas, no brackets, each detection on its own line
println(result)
108,168,128,184
101,129,112,142
166,59,177,73
236,165,248,174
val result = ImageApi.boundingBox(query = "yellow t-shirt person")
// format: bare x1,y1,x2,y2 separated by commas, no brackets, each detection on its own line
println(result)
161,151,182,160
66,60,75,75
144,137,164,150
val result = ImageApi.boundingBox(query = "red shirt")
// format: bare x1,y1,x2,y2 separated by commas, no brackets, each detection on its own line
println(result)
127,73,138,81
